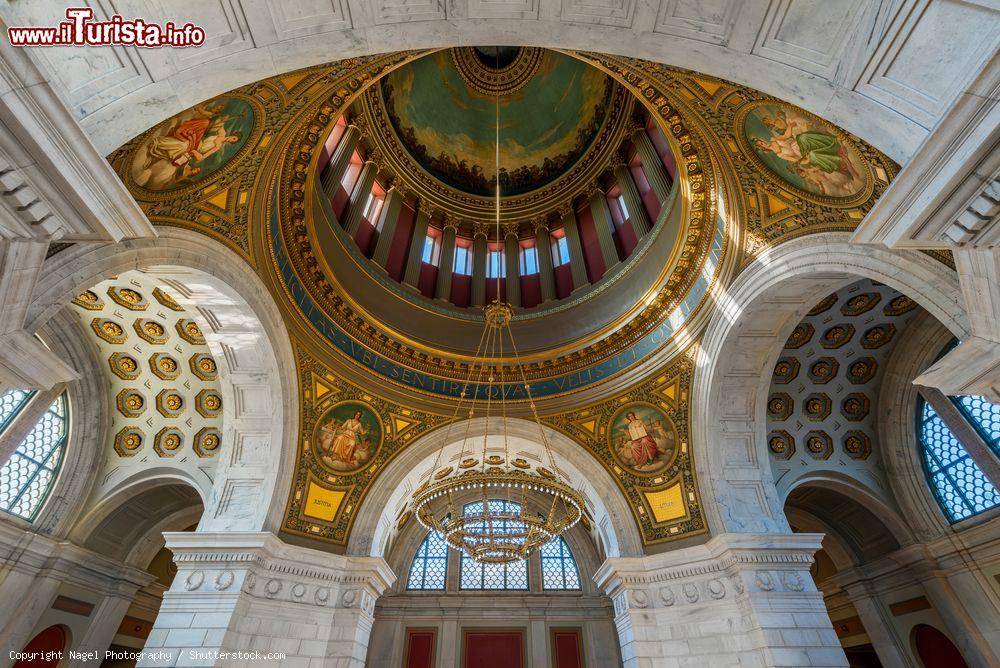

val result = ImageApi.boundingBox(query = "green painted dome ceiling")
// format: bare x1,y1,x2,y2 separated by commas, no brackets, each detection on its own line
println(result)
379,47,614,196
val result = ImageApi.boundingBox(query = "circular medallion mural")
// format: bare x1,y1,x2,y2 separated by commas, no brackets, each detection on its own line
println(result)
129,96,256,193
380,49,613,196
313,401,383,473
608,403,678,475
740,102,871,203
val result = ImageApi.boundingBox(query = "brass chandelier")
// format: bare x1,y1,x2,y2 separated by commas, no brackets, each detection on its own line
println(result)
410,54,585,564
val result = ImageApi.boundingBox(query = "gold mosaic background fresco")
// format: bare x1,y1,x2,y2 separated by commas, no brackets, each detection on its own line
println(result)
105,50,913,549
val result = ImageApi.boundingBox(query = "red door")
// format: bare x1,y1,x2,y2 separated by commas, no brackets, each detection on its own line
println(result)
463,630,524,668
405,629,435,668
13,626,67,668
552,629,584,668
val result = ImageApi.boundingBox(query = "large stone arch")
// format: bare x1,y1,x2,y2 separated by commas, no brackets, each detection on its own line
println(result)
12,3,995,162
691,232,967,536
348,417,644,560
878,309,963,541
24,227,298,534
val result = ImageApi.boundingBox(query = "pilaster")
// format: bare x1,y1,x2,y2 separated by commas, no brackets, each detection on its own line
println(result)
403,210,430,287
320,125,360,200
342,160,378,237
533,221,556,302
595,532,845,668
503,225,520,308
471,230,487,307
614,163,651,237
589,187,620,273
435,223,457,301
560,209,589,290
371,187,403,266
632,129,671,203
137,532,394,667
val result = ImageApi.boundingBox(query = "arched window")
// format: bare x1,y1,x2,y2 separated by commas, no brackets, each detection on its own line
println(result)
459,499,529,590
0,389,34,430
407,528,448,590
954,395,1000,454
917,397,1000,522
541,536,581,590
0,392,69,520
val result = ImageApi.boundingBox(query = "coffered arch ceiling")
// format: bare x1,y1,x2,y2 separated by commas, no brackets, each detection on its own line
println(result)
101,45,920,552
11,1,998,162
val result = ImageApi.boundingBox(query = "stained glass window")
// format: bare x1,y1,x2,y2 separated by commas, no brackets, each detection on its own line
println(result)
541,536,581,590
407,529,449,590
954,395,1000,455
459,499,529,590
0,390,34,431
918,398,1000,522
0,393,68,520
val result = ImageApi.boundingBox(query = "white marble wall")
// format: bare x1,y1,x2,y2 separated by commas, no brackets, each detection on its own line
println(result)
136,532,394,668
596,532,847,668
5,1,998,162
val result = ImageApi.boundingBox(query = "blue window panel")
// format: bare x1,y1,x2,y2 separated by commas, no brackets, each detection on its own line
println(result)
540,536,581,590
0,389,34,432
458,499,529,590
918,398,1000,522
954,395,1000,455
407,529,448,590
0,394,68,520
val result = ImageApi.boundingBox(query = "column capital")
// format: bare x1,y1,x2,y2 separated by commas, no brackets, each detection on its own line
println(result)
442,220,459,233
503,221,520,239
532,217,550,233
473,221,491,239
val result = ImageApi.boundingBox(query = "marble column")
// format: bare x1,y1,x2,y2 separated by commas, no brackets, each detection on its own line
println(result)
472,229,488,307
320,124,360,200
403,210,431,288
435,223,458,300
137,532,394,668
560,209,589,290
632,128,671,203
596,533,846,668
533,222,556,302
342,160,377,236
614,163,651,236
0,522,153,666
589,188,620,273
504,225,521,308
371,187,403,266
834,577,909,667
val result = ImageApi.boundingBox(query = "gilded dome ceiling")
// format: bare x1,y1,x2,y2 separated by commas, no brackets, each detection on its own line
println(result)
380,47,613,197
355,48,634,229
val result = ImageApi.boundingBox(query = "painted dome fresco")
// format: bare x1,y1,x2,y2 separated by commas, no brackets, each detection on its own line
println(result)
380,47,613,196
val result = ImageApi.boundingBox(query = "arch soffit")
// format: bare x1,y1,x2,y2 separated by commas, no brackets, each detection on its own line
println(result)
782,473,914,549
347,417,644,560
782,506,857,573
27,227,298,536
690,232,967,536
877,310,958,541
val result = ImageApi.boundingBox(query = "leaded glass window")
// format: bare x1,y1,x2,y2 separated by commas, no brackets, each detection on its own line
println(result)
407,529,448,590
0,393,68,520
541,536,581,590
918,398,1000,522
0,390,34,431
459,499,529,590
954,395,1000,455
